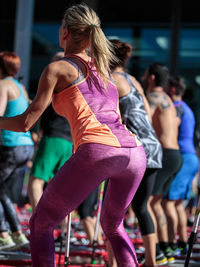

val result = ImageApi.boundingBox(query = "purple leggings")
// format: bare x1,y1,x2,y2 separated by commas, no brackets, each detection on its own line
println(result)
30,143,146,267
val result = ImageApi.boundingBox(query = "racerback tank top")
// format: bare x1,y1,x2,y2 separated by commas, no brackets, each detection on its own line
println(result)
52,55,140,152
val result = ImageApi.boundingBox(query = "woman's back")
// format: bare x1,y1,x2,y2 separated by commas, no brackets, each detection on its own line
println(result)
1,77,33,146
52,56,140,152
115,72,162,168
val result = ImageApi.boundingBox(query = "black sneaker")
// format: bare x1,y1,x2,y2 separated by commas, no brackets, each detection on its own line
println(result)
156,251,168,265
137,254,145,265
179,245,188,256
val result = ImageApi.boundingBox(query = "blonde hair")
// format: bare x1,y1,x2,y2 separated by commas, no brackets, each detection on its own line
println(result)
63,3,117,82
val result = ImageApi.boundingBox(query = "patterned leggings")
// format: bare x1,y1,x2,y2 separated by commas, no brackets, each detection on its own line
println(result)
29,143,146,267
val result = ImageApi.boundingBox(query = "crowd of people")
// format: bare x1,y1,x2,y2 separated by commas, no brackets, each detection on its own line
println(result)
0,3,199,267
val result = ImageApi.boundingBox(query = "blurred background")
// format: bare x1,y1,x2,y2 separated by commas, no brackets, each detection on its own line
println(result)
0,0,200,123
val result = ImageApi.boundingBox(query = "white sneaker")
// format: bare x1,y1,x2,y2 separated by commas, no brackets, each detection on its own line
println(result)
12,233,29,248
0,235,16,250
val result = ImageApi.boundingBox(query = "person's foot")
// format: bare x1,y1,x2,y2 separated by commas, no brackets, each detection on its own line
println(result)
12,233,29,248
163,247,175,263
137,254,145,265
138,256,157,267
178,244,189,256
155,251,168,265
0,235,16,250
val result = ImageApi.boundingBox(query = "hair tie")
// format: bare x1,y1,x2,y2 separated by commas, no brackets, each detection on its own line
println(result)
90,24,95,28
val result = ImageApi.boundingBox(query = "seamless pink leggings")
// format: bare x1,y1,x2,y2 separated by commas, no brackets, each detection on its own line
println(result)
29,143,146,267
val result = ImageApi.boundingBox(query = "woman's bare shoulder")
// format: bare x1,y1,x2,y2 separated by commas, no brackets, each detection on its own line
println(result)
46,59,79,78
111,73,131,97
0,79,11,87
129,75,144,94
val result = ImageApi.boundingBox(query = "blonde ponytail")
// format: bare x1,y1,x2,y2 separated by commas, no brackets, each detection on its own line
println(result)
63,3,117,83
89,25,117,81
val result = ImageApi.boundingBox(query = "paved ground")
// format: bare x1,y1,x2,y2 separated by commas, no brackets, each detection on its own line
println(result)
170,262,200,267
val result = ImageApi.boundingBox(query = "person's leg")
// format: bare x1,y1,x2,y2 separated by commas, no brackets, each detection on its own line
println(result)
0,185,29,248
82,216,96,241
175,200,187,243
125,205,135,228
151,195,168,244
5,145,34,207
175,200,189,254
28,176,46,212
29,148,103,267
148,196,157,234
0,202,16,249
151,149,182,256
78,187,103,244
81,216,103,245
176,153,199,252
0,202,9,235
0,146,28,237
150,195,171,264
0,147,16,248
28,136,68,212
100,146,146,267
166,153,199,251
6,167,26,206
132,169,158,266
29,144,146,267
164,158,188,247
162,200,178,244
105,239,118,267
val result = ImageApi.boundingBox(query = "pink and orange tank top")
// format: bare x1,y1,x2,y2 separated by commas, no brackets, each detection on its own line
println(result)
52,55,140,152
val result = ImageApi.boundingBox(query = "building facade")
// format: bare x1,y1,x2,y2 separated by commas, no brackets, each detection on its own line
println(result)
1,0,200,123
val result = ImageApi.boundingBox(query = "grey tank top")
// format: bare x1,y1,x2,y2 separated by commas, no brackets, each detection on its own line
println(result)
116,72,162,168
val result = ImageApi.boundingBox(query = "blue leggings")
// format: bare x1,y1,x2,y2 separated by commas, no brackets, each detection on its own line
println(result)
30,143,146,267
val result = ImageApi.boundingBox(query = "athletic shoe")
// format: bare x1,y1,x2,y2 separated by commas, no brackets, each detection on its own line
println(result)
12,233,29,247
0,235,16,250
155,251,168,265
137,254,145,265
178,245,189,256
135,245,145,253
163,247,175,263
168,246,181,257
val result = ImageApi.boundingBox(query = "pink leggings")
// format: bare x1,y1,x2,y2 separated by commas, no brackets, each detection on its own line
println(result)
29,143,146,267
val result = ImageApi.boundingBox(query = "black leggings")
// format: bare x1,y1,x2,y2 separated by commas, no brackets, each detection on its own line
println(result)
77,179,108,219
132,168,158,236
0,145,33,233
0,187,21,233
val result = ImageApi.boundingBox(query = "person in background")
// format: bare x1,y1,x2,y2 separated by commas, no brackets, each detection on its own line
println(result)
163,76,199,255
0,51,34,249
28,51,73,212
141,63,182,264
77,186,104,245
109,39,162,267
0,4,146,266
